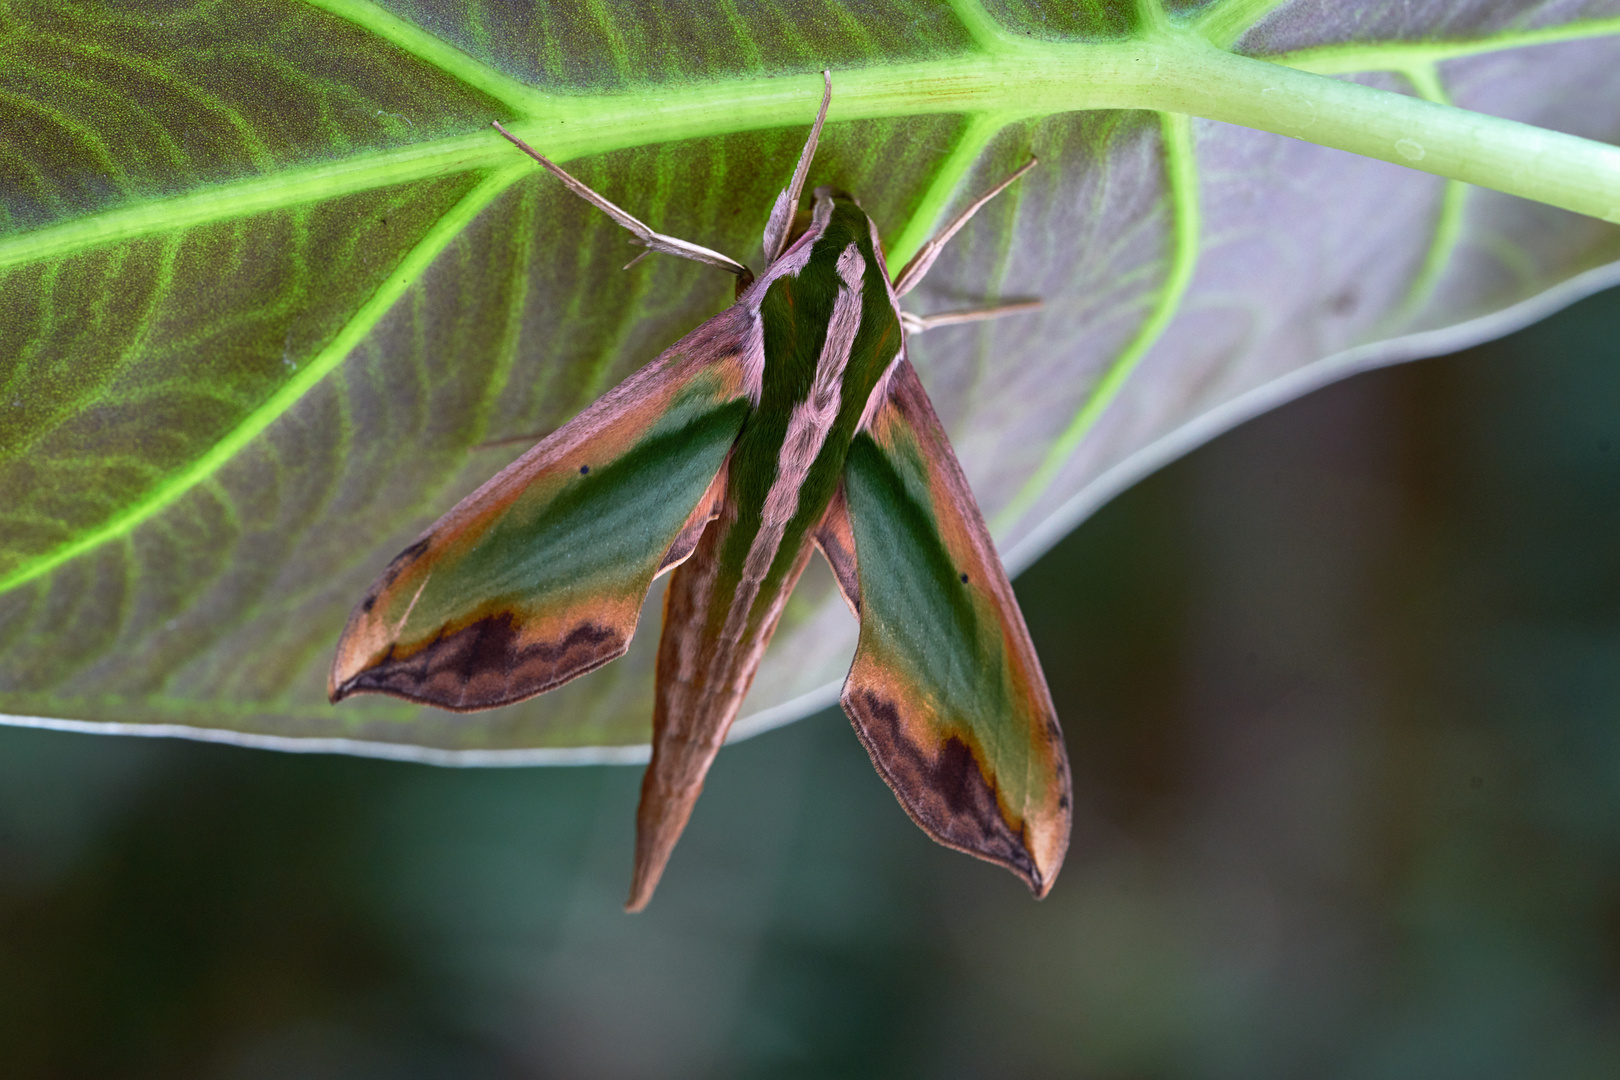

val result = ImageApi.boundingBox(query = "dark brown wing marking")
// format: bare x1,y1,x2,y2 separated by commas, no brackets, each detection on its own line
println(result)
336,617,624,712
844,688,1039,885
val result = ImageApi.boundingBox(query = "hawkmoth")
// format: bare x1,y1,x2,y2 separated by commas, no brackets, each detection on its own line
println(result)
330,73,1071,911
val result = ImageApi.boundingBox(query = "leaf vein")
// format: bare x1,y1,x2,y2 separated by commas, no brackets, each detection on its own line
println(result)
995,109,1200,533
0,167,525,596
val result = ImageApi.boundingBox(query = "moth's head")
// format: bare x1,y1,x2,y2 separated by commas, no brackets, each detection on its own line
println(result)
803,185,861,242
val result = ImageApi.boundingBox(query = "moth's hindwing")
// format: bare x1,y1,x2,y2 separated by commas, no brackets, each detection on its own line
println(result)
826,358,1071,895
329,309,758,711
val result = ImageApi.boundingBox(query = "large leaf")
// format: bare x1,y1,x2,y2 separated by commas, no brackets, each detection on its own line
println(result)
2,0,1618,760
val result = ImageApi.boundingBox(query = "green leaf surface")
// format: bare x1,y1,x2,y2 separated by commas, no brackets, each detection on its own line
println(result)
2,0,1619,760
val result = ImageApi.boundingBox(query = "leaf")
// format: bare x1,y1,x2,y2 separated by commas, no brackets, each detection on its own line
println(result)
2,0,1618,759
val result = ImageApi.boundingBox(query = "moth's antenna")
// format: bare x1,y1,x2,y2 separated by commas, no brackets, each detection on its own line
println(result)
760,69,833,267
491,120,751,280
893,156,1038,298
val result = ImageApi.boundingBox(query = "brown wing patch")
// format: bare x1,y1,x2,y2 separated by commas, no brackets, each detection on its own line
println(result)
811,484,859,616
843,686,1044,893
330,613,626,712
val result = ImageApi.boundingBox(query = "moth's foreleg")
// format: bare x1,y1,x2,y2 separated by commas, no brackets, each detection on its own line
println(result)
491,120,752,281
899,300,1042,336
892,157,1038,298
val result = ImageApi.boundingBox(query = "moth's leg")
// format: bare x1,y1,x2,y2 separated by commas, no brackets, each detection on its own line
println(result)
900,300,1042,335
491,120,752,283
760,70,833,267
892,157,1038,298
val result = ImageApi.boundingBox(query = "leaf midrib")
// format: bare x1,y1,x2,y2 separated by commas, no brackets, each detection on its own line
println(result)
7,14,1620,274
11,3,1620,271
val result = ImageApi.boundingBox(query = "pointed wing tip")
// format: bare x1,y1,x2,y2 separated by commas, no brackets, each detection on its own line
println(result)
979,822,1065,899
327,645,365,705
1018,865,1052,899
1022,849,1063,900
1024,814,1071,899
625,845,672,913
327,668,368,705
1015,787,1072,899
329,595,395,704
328,618,395,705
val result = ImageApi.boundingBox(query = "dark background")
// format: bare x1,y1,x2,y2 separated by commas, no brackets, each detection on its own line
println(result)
2,287,1618,1079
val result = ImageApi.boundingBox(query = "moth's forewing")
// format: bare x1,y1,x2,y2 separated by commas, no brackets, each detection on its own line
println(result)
328,308,760,711
829,358,1071,896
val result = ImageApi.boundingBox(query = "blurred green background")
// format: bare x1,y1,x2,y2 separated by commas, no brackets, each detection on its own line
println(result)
2,286,1619,1079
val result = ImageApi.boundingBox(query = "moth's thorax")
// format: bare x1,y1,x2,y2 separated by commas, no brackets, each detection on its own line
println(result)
706,191,904,632
755,193,901,421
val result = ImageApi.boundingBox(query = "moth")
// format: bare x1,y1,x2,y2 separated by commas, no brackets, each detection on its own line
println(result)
330,73,1072,911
